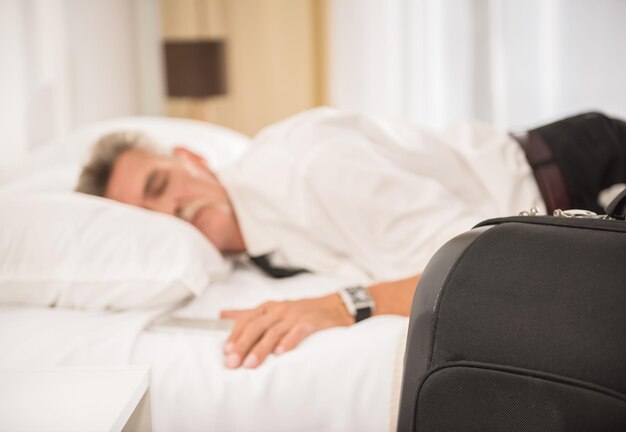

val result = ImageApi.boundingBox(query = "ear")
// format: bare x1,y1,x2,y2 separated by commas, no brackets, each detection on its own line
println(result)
173,146,209,169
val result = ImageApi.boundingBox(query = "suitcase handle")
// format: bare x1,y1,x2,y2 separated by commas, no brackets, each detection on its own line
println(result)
605,187,626,220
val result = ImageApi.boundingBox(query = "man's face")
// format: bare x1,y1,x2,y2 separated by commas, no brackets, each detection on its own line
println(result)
106,147,245,253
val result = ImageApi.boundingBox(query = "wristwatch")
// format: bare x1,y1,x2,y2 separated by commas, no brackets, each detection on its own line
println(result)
338,286,375,322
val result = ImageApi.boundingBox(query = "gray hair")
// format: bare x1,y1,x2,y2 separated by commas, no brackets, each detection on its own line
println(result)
75,131,164,197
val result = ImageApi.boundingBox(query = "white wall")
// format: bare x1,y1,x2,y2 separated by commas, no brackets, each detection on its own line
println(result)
0,0,163,178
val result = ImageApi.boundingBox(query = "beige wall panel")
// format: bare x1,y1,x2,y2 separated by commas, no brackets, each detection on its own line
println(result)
162,0,200,39
197,0,227,38
312,0,328,105
167,98,228,122
218,0,316,135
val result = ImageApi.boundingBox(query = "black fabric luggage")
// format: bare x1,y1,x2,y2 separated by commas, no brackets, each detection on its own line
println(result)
397,213,626,431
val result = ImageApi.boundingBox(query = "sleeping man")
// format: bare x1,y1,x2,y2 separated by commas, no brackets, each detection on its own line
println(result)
75,108,626,369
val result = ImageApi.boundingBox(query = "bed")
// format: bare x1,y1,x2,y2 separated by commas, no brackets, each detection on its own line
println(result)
0,117,408,432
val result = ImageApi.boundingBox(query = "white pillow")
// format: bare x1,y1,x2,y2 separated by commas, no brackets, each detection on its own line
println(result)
1,116,251,192
0,193,231,310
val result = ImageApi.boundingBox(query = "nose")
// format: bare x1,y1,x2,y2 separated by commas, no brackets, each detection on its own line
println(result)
143,196,178,217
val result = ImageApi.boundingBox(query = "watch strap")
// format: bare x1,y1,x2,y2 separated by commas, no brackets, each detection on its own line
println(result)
355,306,372,322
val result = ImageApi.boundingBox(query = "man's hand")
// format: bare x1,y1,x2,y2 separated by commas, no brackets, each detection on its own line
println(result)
220,274,420,369
220,293,354,369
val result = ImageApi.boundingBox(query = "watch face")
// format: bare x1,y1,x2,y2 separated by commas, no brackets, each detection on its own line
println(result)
345,286,374,309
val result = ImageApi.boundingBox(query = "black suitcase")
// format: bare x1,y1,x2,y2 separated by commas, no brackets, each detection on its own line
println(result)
397,211,626,431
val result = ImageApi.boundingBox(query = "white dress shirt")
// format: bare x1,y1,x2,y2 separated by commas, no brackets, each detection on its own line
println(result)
218,108,544,284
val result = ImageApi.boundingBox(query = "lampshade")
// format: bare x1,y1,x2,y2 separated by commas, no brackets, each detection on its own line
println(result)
164,40,227,98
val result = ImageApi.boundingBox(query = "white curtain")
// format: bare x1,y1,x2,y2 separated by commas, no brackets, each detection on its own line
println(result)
0,0,163,178
328,0,626,131
0,0,70,171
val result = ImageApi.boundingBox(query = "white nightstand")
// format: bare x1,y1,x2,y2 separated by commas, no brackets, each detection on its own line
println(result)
0,366,151,432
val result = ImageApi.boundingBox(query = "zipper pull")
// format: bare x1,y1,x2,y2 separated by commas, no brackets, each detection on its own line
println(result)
519,207,541,217
553,209,598,218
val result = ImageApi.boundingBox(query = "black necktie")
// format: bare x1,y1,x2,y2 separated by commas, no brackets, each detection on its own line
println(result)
249,253,309,279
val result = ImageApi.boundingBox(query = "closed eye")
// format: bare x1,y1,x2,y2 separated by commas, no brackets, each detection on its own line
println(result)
144,170,169,198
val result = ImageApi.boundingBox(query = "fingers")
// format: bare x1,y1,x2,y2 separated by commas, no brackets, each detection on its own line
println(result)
224,312,280,369
220,301,274,321
220,309,247,319
275,322,316,354
241,322,291,368
223,305,268,347
222,296,346,370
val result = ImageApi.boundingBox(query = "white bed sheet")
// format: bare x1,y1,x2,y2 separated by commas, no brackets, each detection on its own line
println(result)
0,307,161,368
0,264,408,432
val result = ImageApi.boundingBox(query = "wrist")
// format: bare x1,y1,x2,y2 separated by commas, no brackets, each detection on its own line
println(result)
328,293,356,325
